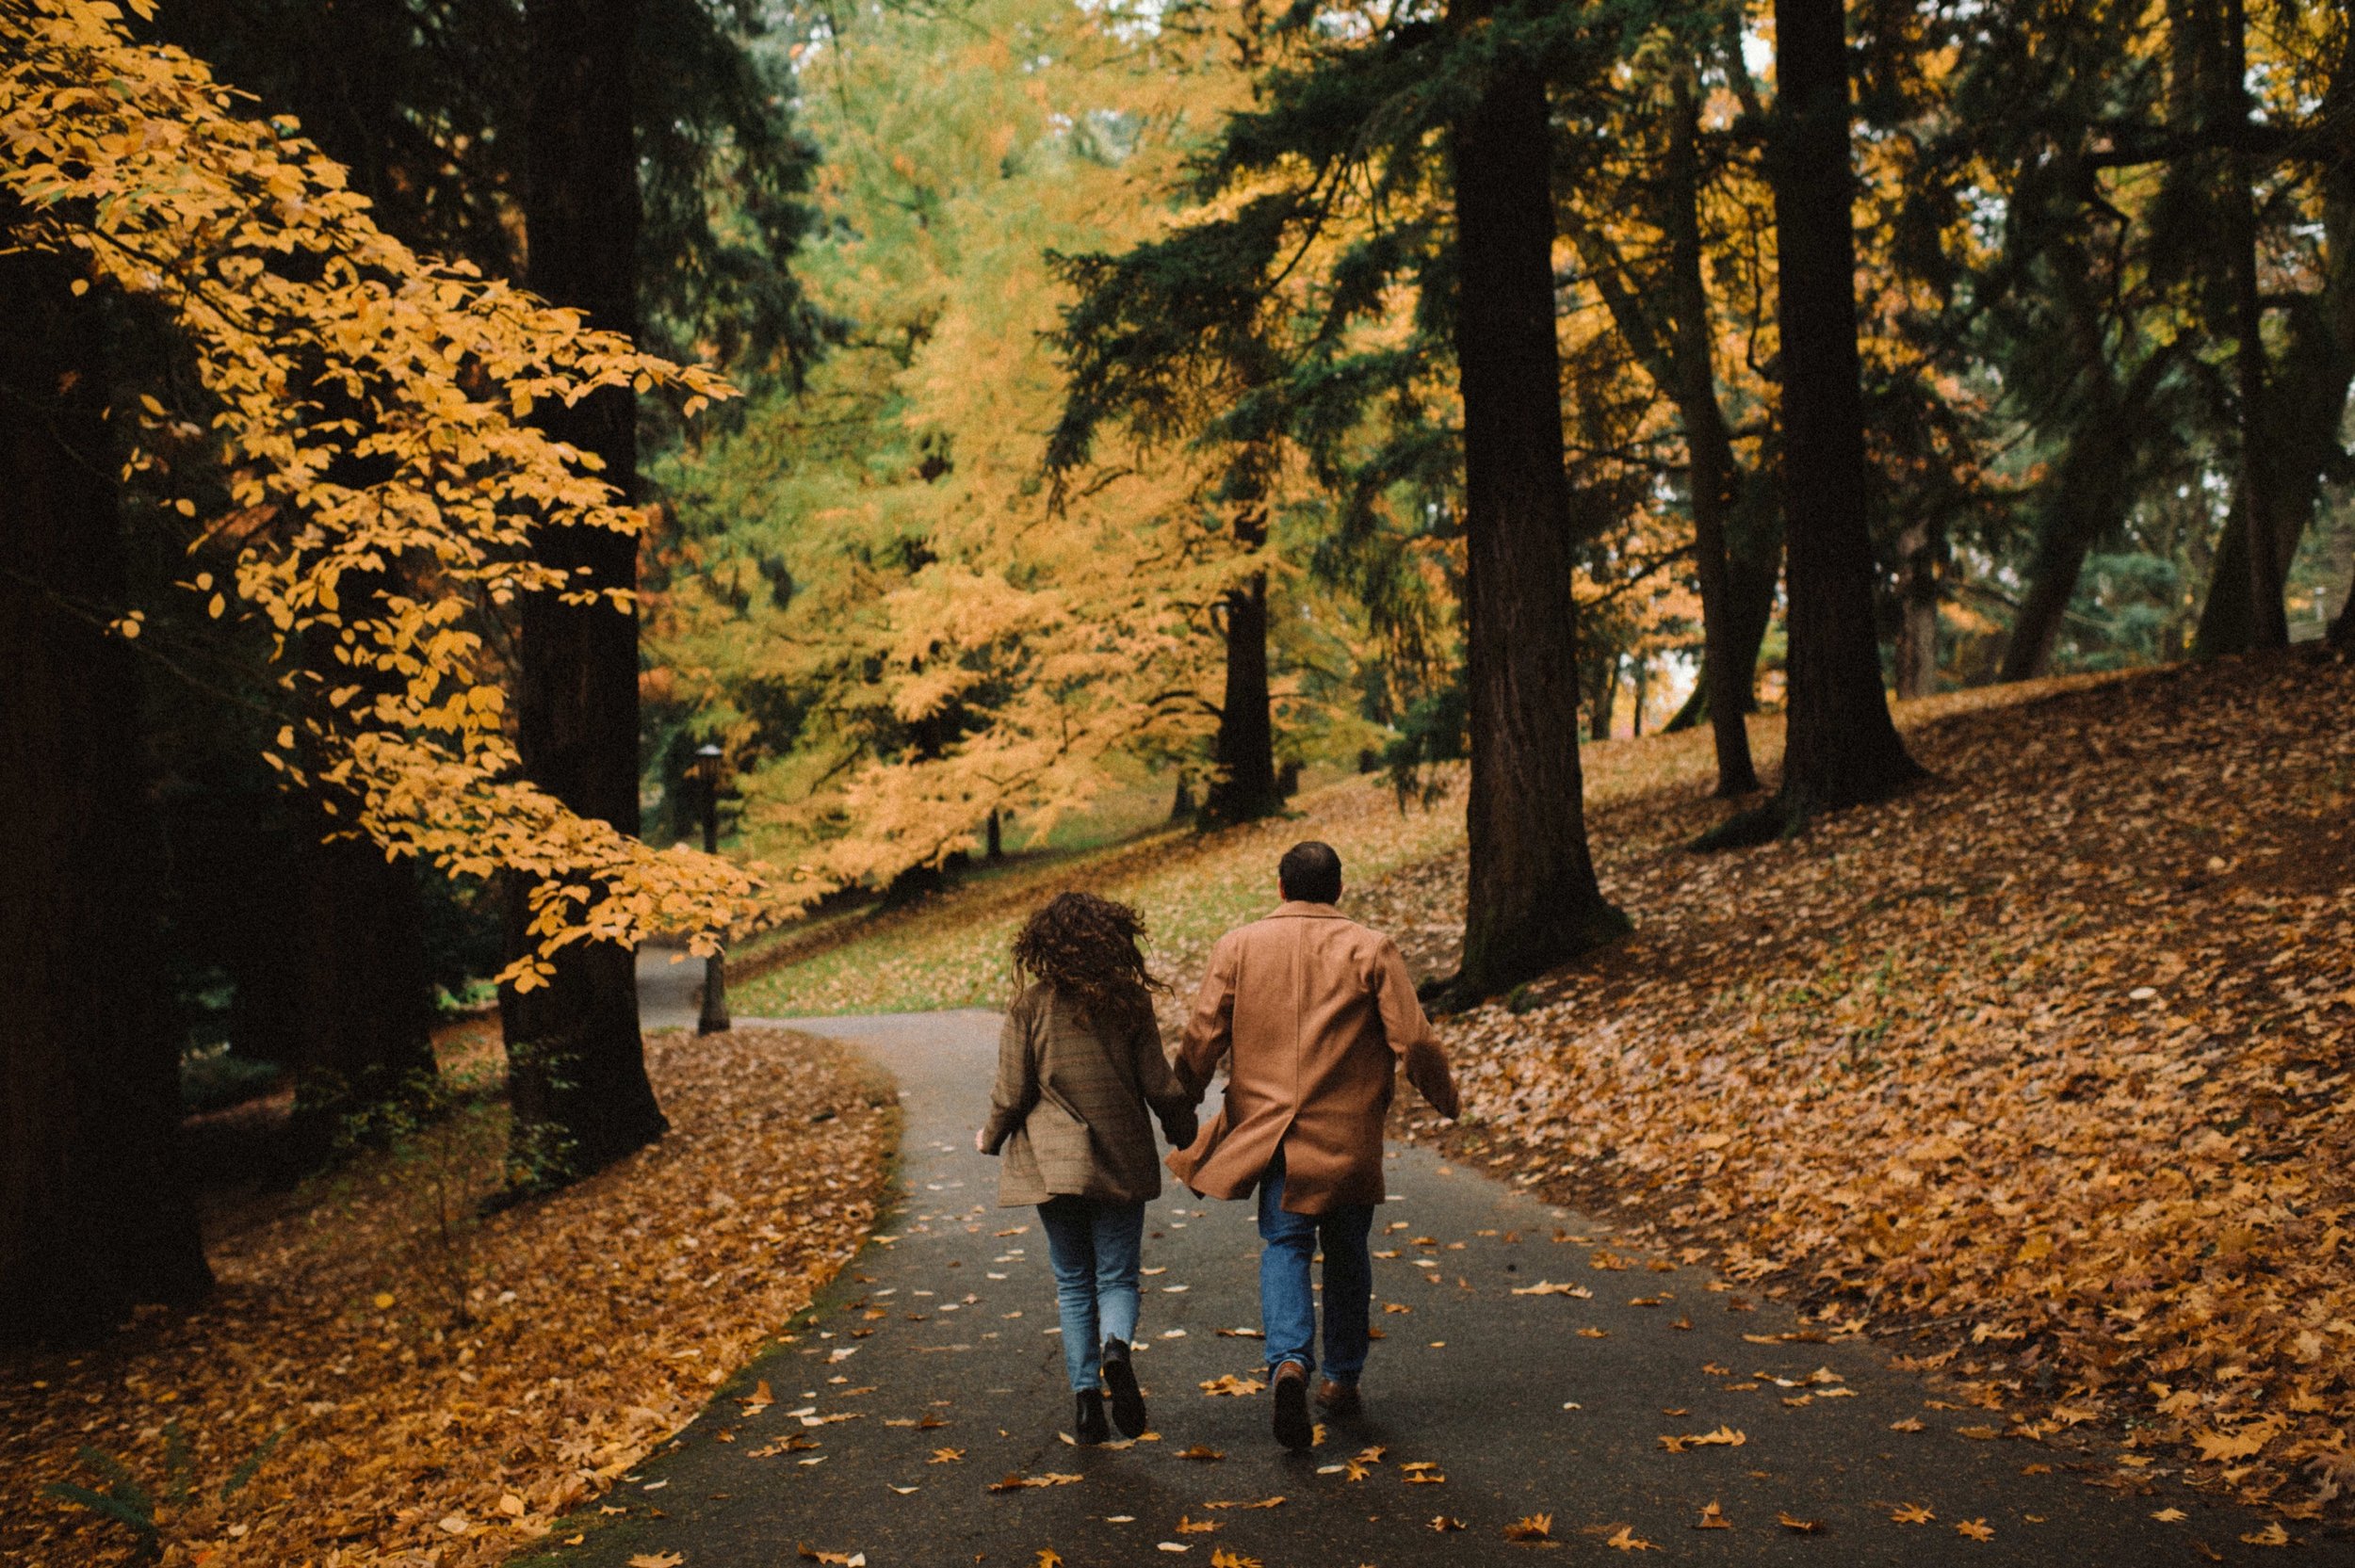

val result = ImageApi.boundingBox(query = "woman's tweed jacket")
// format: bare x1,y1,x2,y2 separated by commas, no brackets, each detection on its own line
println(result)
983,982,1199,1206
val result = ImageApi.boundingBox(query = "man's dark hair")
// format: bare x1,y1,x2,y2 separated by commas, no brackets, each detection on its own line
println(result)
1278,841,1343,904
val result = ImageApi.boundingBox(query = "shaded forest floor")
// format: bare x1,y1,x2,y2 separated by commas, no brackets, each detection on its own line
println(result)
1359,651,2355,1523
2,1029,897,1568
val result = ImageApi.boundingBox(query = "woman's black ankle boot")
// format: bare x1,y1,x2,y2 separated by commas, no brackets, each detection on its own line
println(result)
1101,1339,1147,1437
1075,1388,1111,1445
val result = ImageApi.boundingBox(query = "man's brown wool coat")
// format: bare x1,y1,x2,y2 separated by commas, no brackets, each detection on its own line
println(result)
1168,901,1459,1215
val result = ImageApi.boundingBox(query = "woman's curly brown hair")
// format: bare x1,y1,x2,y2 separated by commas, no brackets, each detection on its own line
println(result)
1011,891,1167,1030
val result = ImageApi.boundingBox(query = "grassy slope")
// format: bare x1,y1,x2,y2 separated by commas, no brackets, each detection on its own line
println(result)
733,671,2128,1018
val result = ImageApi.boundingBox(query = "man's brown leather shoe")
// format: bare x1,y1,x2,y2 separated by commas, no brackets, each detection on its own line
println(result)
1314,1378,1361,1419
1270,1360,1313,1449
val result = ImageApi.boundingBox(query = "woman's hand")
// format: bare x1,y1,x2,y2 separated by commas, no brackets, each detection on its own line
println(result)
973,1125,988,1154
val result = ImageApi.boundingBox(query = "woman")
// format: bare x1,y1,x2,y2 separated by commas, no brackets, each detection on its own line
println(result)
977,891,1197,1444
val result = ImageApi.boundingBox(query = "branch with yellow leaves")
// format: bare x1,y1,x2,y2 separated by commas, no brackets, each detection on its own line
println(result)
1,0,760,983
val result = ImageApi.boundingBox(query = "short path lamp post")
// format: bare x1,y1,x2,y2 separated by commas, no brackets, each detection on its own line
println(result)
694,743,732,1035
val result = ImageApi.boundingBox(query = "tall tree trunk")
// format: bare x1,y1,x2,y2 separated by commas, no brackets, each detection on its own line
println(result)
1894,517,1941,698
1438,0,1626,1002
503,0,666,1185
2193,153,2355,655
284,825,438,1166
1708,0,1920,846
1665,70,1762,794
1,238,213,1343
1670,530,1783,733
1998,336,2172,679
1589,652,1618,742
2221,0,2289,650
1204,510,1280,825
284,549,440,1167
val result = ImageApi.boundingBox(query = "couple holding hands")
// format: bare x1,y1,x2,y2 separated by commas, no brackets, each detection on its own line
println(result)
977,840,1461,1450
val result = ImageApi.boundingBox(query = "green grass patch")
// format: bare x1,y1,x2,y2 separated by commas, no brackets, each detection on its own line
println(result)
734,768,1469,1017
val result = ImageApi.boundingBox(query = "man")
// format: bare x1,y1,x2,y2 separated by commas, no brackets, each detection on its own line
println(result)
1168,840,1461,1449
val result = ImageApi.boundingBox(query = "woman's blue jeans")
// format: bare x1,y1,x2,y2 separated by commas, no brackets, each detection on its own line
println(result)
1257,1149,1375,1384
1037,1195,1145,1392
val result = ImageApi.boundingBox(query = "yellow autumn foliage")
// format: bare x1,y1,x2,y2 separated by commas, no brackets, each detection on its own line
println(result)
1,0,757,982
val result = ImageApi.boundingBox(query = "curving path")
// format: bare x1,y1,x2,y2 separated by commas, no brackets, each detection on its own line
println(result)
534,1005,2328,1566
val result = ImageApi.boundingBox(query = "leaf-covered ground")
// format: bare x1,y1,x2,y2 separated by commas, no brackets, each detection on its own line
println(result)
717,655,2354,1518
2,1027,896,1567
1357,653,2355,1519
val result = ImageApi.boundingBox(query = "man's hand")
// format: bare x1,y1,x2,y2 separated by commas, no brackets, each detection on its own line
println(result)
974,1125,988,1154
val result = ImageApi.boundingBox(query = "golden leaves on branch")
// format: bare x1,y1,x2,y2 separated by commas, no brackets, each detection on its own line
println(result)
0,0,755,973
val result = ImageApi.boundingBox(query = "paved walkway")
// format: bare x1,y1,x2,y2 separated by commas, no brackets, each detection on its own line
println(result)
546,1005,2323,1565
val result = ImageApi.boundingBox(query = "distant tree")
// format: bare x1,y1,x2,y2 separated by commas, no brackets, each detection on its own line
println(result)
1558,32,1778,797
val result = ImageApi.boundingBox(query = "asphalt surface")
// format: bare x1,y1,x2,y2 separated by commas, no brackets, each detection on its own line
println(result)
540,1000,2340,1566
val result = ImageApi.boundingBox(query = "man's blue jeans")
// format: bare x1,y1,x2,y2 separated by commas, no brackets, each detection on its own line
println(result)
1257,1149,1375,1384
1037,1195,1145,1393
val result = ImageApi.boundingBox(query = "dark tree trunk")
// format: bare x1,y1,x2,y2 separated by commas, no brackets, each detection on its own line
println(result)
2190,501,2262,658
2320,33,2355,654
1997,338,2171,679
1670,533,1782,734
2000,508,2095,682
283,551,440,1166
2221,0,2289,650
1438,3,1625,1001
2193,202,2355,655
985,808,1003,860
0,238,213,1343
1665,71,1762,794
284,826,438,1166
1709,0,1920,845
1589,652,1618,742
1894,517,1941,698
1204,542,1281,825
503,0,666,1184
1170,773,1196,822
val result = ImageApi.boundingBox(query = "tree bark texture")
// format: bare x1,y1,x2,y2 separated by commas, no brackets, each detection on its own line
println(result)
1588,653,1617,742
1894,517,1941,698
1668,533,1783,735
1744,0,1921,832
1665,71,1763,793
2193,124,2355,654
1996,330,2174,680
2220,0,2289,650
1204,515,1281,825
504,0,667,1181
0,239,213,1342
284,825,438,1165
1444,7,1626,998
